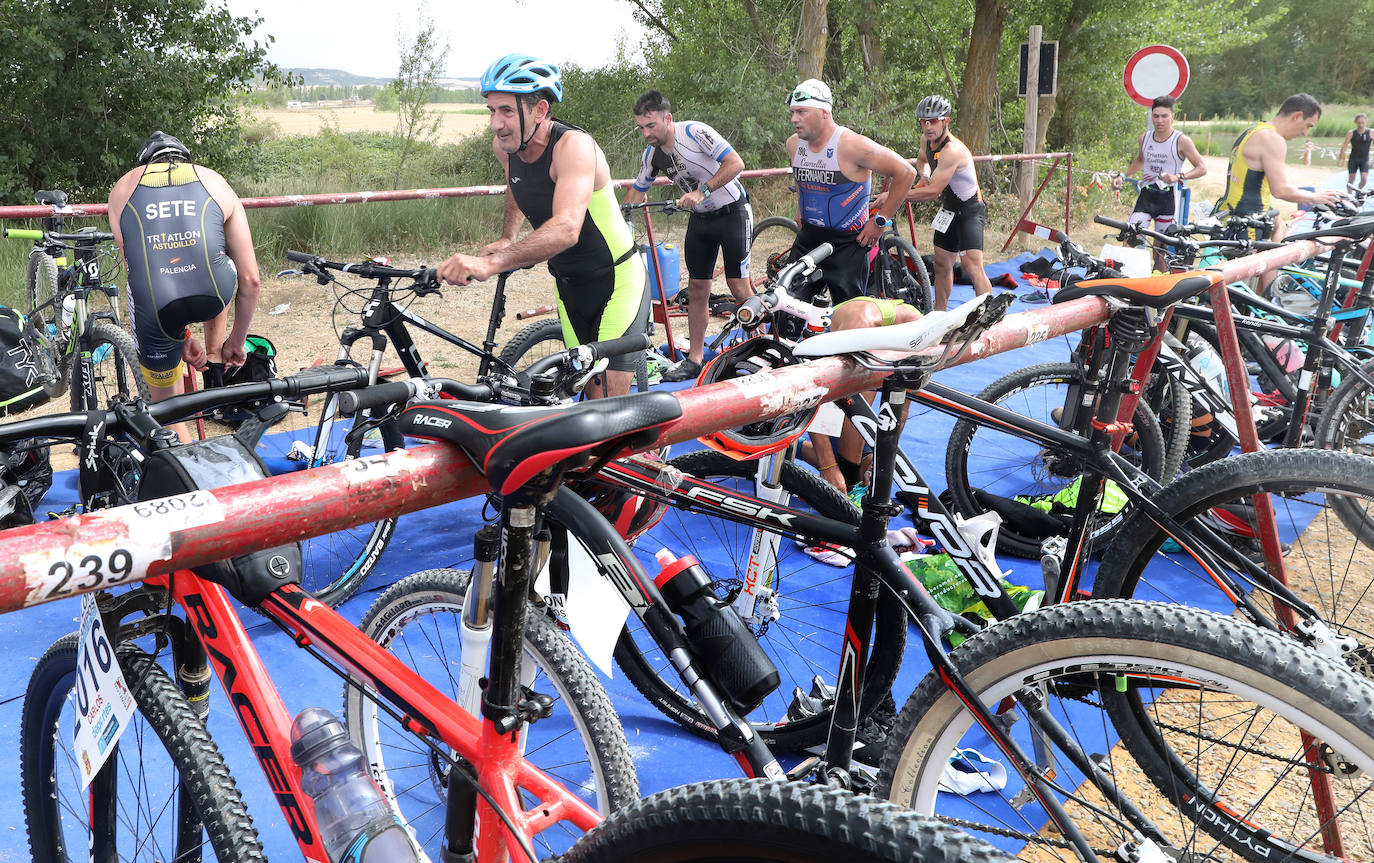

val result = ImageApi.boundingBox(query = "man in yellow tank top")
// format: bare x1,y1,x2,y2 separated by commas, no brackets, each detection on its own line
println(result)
1216,93,1345,293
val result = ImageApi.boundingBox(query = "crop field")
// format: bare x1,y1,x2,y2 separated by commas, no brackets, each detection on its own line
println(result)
255,103,488,143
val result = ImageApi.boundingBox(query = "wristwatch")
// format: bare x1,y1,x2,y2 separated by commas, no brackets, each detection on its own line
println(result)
873,214,890,228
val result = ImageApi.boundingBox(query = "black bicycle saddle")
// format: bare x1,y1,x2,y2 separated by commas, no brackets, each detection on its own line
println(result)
399,391,682,495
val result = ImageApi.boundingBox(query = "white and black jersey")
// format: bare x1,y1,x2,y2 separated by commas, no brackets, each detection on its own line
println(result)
631,121,745,213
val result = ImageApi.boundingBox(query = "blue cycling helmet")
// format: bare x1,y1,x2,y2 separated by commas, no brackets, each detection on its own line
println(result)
480,54,563,103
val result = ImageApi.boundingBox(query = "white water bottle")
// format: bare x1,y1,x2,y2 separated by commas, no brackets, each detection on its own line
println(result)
289,707,420,863
60,295,75,328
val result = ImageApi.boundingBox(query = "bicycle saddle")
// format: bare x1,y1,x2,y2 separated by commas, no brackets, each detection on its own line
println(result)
398,392,682,495
1054,270,1219,309
33,190,67,207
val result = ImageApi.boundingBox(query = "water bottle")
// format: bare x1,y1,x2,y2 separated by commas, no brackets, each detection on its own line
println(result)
289,707,420,863
654,549,779,713
60,295,75,329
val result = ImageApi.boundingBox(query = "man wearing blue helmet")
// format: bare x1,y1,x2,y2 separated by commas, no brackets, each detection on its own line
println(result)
438,54,648,398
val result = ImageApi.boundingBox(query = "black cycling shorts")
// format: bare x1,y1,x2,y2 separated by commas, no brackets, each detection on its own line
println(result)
791,225,869,304
553,260,650,373
1349,156,1370,173
933,199,987,254
684,200,753,280
1131,185,1178,222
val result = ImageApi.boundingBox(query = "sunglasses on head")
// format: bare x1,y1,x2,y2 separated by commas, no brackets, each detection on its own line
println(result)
789,91,822,105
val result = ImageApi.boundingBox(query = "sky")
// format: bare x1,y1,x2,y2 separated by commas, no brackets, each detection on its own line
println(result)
221,0,650,80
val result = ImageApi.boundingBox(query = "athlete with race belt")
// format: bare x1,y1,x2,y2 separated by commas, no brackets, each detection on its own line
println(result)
876,95,991,311
1113,96,1207,270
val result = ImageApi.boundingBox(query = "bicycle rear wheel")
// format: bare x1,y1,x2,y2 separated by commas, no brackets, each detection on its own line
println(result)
560,778,1014,862
22,635,263,862
749,217,799,288
1315,358,1374,544
872,233,933,314
345,568,638,859
499,317,565,370
878,600,1374,862
943,361,1168,558
1095,448,1374,667
611,450,907,753
243,388,404,606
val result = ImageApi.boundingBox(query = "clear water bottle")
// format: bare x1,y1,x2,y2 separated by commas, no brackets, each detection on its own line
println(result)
289,707,420,863
60,295,75,329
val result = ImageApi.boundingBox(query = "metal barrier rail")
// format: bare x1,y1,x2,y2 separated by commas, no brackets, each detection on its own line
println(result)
0,152,1074,222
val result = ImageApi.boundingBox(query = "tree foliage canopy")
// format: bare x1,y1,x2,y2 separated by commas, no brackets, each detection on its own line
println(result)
0,0,287,204
602,0,1348,179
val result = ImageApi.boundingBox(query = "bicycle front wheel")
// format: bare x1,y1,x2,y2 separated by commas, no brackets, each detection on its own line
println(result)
943,361,1168,558
1095,447,1374,660
22,635,263,862
612,450,907,752
73,321,150,410
561,778,1014,863
243,388,404,606
345,568,639,859
878,600,1374,862
26,249,71,395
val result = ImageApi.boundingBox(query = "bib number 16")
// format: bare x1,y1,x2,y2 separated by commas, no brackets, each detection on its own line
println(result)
73,594,135,789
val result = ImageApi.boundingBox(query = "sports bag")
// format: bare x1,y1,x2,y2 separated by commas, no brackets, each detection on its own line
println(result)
0,307,59,417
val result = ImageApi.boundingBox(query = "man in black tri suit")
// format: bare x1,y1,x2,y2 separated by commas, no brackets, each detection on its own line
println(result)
1339,113,1371,192
623,90,752,382
437,54,648,399
109,131,262,442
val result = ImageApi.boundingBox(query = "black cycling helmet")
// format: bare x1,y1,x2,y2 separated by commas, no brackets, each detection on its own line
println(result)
695,338,818,460
916,95,953,120
136,131,191,165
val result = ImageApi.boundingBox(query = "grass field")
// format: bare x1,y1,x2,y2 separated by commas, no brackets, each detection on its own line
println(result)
255,103,488,144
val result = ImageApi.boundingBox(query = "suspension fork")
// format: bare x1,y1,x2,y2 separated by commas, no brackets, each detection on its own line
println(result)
728,447,791,623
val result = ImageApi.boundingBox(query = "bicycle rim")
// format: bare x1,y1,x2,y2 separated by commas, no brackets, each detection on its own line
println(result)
246,390,401,605
345,569,638,859
879,600,1374,862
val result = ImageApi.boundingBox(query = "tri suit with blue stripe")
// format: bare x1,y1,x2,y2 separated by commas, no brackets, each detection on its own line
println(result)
508,120,648,372
790,125,871,309
119,161,237,389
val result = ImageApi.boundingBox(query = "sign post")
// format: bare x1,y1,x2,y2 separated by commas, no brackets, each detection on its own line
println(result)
1020,25,1043,205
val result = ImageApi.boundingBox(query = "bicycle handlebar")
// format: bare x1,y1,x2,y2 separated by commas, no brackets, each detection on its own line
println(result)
523,332,651,378
0,365,371,447
286,250,441,292
731,243,836,331
621,200,683,214
3,228,115,244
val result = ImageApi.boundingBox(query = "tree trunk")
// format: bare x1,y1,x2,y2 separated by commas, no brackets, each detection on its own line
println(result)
957,0,1006,179
856,0,882,76
741,0,783,74
824,11,845,83
798,0,829,81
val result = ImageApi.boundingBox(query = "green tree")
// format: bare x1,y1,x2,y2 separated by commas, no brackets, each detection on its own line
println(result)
0,0,287,203
389,11,451,189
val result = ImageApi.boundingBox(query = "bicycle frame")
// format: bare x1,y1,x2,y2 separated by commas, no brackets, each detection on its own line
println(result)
128,565,601,862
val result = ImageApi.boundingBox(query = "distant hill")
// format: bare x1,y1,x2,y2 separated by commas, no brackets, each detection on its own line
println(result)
286,68,477,90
